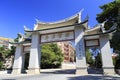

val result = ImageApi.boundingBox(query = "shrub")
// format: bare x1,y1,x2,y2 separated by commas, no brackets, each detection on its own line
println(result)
0,61,3,70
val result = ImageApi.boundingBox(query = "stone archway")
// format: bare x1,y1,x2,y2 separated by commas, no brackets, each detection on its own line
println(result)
11,11,116,75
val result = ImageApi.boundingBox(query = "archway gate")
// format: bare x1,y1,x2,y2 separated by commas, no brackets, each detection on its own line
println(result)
11,11,116,75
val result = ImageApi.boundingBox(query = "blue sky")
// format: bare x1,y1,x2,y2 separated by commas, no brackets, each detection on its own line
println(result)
0,0,113,38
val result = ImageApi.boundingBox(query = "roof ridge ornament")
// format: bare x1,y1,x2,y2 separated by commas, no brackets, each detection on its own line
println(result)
17,33,24,42
24,25,32,31
100,21,107,33
35,18,40,23
78,8,84,23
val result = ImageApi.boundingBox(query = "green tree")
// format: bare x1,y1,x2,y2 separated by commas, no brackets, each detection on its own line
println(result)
95,53,102,68
0,46,15,70
115,55,120,69
0,46,15,58
86,49,94,67
0,47,4,70
0,46,4,55
0,61,3,69
41,43,63,69
96,0,120,51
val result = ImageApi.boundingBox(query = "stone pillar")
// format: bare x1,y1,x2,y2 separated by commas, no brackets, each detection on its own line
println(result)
75,27,88,75
28,32,41,74
100,35,115,75
12,44,23,74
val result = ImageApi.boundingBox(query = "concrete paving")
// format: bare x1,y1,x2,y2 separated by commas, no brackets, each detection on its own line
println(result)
0,69,120,80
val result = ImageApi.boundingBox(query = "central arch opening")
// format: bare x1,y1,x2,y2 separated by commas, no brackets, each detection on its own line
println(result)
22,41,76,74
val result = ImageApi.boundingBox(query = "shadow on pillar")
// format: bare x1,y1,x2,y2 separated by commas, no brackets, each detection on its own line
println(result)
21,53,30,74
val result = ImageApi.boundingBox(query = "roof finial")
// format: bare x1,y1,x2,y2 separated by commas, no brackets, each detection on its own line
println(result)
100,21,107,33
24,25,31,31
78,8,84,23
35,18,40,23
17,33,24,42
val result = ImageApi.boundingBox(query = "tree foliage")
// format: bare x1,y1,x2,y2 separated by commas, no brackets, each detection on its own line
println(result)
115,55,120,69
24,43,63,69
0,61,3,69
0,46,15,70
86,48,102,68
41,43,63,69
0,46,14,58
95,53,102,68
96,0,120,51
86,49,94,66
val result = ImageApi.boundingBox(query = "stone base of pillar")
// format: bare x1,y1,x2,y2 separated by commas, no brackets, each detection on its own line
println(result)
103,67,115,75
12,68,22,74
76,67,88,75
27,68,40,74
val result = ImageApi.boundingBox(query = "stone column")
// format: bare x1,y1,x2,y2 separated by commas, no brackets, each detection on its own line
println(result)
12,44,23,74
100,35,115,75
28,32,41,74
75,27,88,74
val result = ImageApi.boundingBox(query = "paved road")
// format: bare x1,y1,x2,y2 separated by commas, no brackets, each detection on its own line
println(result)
0,69,120,80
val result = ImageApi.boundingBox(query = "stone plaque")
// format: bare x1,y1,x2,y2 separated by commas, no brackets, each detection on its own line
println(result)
85,39,99,47
41,31,74,43
24,46,30,52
